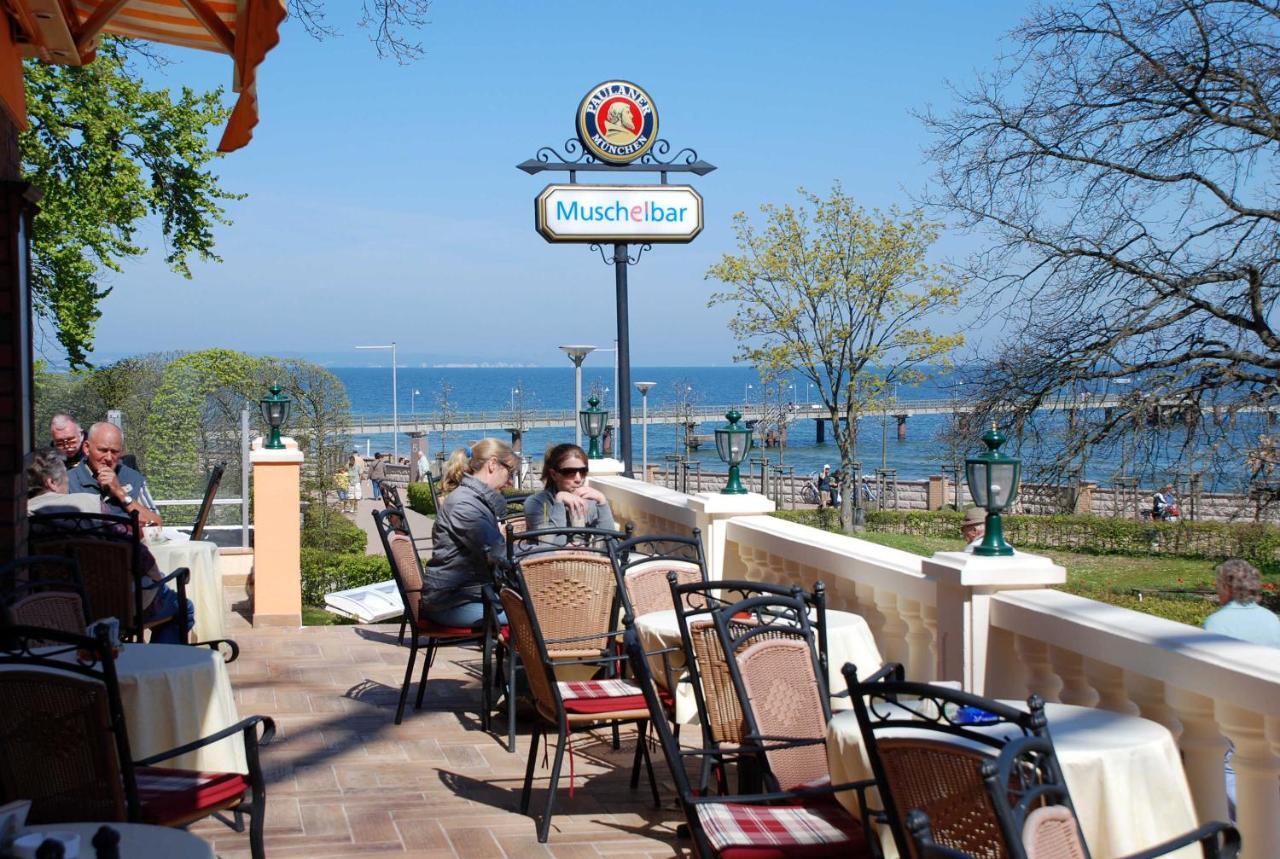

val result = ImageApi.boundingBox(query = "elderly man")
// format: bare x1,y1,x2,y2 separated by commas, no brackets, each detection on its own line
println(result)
67,421,162,527
49,413,85,468
961,506,986,551
27,448,194,643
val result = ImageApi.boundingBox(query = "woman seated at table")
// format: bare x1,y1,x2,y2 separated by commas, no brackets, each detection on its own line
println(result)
25,448,194,644
422,439,518,629
524,443,615,545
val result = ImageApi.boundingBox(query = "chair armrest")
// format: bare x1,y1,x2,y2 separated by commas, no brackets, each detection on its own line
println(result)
685,777,878,808
1120,822,1240,859
152,567,191,587
134,715,276,767
197,638,240,663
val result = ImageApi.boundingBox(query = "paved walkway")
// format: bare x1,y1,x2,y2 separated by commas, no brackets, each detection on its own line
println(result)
191,582,682,857
350,494,435,556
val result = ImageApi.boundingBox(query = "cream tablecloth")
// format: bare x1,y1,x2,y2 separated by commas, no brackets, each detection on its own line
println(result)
634,607,883,724
825,703,1200,859
15,643,248,774
148,534,224,643
18,822,215,858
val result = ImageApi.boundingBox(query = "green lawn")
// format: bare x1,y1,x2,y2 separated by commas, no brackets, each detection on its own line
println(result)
854,531,1232,626
302,605,357,626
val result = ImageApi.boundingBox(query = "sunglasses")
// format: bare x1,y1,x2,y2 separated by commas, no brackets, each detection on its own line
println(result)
556,466,589,477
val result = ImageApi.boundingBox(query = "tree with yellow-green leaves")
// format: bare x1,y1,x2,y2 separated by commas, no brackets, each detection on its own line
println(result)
707,184,964,530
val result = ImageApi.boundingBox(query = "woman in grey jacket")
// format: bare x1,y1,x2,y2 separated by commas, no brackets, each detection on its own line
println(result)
524,443,615,544
422,439,519,628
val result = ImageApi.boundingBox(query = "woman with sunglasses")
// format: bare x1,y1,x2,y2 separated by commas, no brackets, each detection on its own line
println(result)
524,443,615,544
422,438,519,629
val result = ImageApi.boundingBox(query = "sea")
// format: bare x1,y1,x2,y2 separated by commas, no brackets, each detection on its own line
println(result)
332,366,1256,489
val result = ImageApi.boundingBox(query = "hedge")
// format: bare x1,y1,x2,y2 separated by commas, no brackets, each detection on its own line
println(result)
772,508,1280,573
301,507,367,554
300,548,390,606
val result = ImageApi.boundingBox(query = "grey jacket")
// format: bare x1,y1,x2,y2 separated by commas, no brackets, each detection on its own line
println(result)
523,487,616,545
423,474,507,610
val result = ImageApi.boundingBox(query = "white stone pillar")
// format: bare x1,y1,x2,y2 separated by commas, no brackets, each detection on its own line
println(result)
923,550,1065,694
686,491,776,581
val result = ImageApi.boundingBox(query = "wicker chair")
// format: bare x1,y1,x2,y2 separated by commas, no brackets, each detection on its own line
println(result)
666,576,829,794
372,508,485,725
0,625,274,858
980,735,1239,859
498,581,660,843
711,593,834,794
487,525,630,753
0,555,90,637
843,662,1053,859
623,628,873,859
28,511,191,644
608,531,708,619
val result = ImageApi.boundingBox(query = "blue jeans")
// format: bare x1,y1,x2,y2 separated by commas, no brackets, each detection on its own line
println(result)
422,599,505,630
145,583,196,644
371,479,382,500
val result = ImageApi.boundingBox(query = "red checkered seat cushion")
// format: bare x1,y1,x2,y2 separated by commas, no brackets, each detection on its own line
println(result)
696,801,867,859
413,618,479,637
557,678,673,715
135,766,250,824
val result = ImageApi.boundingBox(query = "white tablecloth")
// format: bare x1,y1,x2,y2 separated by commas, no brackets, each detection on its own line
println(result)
148,535,224,643
13,643,248,775
825,702,1200,859
18,822,215,858
634,607,883,724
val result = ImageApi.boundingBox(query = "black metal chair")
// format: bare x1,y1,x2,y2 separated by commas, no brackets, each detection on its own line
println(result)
0,555,91,636
0,624,274,858
186,462,225,542
623,628,874,858
28,511,190,644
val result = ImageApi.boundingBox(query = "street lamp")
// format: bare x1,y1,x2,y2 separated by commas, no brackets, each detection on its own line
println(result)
636,381,656,479
715,409,753,494
511,387,521,412
744,382,753,405
560,345,596,448
356,342,399,459
259,384,291,449
411,388,421,423
965,425,1022,556
580,396,608,460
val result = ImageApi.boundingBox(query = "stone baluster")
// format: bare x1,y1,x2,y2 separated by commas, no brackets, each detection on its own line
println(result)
854,582,889,650
1048,647,1098,707
898,596,934,682
1127,675,1182,740
1216,702,1280,859
1014,635,1063,703
1083,658,1137,714
920,603,939,683
873,589,910,668
1166,687,1229,824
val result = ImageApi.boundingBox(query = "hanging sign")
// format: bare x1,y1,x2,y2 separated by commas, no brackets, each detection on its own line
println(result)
576,80,659,164
535,184,704,243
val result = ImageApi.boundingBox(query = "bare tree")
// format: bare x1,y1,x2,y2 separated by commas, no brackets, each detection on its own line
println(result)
923,0,1280,489
291,0,432,63
434,380,457,453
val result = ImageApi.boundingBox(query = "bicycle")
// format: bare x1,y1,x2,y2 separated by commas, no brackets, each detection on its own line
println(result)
799,474,822,506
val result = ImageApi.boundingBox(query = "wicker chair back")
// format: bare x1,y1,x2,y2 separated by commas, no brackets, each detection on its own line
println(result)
499,586,561,723
29,514,144,637
518,551,618,659
736,637,829,790
372,509,423,622
880,738,1005,858
7,591,87,635
622,559,703,617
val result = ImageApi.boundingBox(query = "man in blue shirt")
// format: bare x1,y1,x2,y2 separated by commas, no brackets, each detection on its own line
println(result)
67,421,163,527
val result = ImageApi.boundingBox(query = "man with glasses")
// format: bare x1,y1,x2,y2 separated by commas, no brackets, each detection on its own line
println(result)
49,413,85,468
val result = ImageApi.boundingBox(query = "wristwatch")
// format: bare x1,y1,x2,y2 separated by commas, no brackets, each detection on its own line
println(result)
122,494,134,506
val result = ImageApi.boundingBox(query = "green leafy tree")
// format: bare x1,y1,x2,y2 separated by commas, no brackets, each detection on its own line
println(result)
707,185,963,530
22,38,240,367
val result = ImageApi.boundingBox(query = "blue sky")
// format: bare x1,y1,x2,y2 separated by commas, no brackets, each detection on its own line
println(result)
74,1,1029,368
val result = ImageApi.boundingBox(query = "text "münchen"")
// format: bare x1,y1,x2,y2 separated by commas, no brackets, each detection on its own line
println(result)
555,201,689,223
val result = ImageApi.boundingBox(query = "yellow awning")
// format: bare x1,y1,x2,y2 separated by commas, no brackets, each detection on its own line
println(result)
4,0,286,150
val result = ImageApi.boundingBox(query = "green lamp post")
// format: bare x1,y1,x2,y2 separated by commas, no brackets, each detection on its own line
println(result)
260,384,291,450
579,396,608,459
715,409,753,494
965,424,1021,556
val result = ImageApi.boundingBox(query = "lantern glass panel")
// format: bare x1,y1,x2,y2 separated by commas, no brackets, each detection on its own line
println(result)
581,410,605,437
715,430,750,465
990,462,1017,508
968,462,989,507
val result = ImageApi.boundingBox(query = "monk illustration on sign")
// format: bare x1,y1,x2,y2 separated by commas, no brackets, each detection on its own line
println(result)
603,101,638,143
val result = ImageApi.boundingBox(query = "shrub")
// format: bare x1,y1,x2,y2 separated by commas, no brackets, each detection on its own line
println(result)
301,506,367,554
300,548,390,606
406,481,437,516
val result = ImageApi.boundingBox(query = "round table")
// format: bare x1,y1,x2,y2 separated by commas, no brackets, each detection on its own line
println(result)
147,533,225,643
35,643,247,774
825,703,1201,859
17,821,215,858
634,607,882,724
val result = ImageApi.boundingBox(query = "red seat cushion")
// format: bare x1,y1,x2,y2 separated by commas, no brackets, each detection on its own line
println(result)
135,766,250,824
557,678,674,715
698,801,868,859
413,618,478,637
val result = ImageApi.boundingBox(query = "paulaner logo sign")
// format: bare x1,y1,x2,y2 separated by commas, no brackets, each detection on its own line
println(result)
576,80,658,164
535,184,704,243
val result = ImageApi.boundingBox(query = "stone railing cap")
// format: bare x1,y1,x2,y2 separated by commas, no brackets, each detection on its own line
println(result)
925,550,1066,587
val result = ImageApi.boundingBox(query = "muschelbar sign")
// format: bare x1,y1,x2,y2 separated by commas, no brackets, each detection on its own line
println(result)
535,184,703,243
